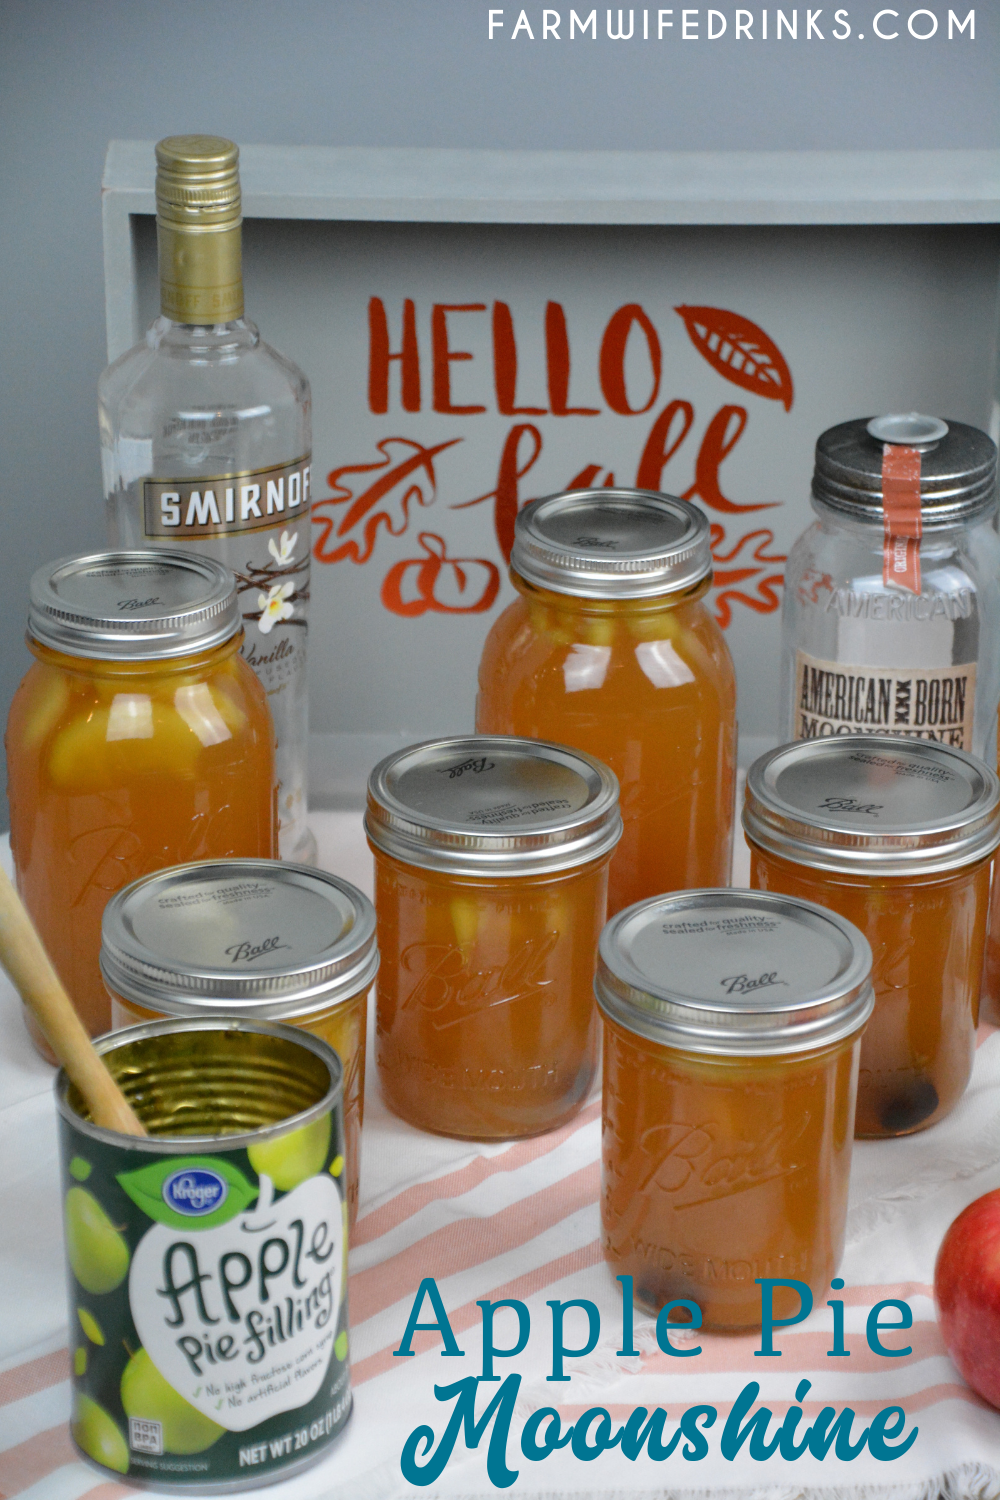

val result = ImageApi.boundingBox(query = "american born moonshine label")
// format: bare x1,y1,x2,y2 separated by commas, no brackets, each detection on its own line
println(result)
795,650,976,750
60,1113,351,1484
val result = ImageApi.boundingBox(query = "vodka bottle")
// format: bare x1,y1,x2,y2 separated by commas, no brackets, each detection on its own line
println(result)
99,136,314,860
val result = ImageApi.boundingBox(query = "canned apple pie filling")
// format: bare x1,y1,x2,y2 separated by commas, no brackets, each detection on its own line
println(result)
366,736,621,1139
596,889,873,1330
744,736,1000,1137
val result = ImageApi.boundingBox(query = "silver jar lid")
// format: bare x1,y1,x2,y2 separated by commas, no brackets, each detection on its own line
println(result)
596,888,873,1057
28,550,241,659
812,415,997,527
100,860,379,1017
365,736,622,878
510,488,712,599
744,736,1000,877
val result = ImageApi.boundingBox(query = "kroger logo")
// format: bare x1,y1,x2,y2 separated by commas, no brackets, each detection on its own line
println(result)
162,1168,228,1216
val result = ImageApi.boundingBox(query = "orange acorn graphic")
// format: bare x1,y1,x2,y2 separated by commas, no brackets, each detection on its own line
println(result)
675,306,794,411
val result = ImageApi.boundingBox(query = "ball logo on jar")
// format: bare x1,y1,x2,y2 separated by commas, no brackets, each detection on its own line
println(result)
817,795,884,817
400,932,559,1028
719,971,788,996
435,756,496,779
605,1114,812,1222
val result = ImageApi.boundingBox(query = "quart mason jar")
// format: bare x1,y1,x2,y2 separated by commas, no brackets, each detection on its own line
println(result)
596,888,873,1330
781,414,1000,759
476,488,736,916
5,551,275,1050
744,735,1000,1137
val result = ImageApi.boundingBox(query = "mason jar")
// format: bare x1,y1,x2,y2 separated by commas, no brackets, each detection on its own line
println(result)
781,414,999,759
366,735,621,1139
596,888,873,1330
5,551,275,1051
744,735,1000,1137
476,488,736,916
100,858,378,1227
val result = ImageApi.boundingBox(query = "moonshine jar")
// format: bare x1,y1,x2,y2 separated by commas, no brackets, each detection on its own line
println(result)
6,551,275,1052
596,888,873,1330
366,735,622,1139
100,859,377,1226
781,414,1000,758
475,488,736,916
744,735,1000,1138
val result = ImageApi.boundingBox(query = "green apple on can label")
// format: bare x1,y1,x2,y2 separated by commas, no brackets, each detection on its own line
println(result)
56,1022,352,1489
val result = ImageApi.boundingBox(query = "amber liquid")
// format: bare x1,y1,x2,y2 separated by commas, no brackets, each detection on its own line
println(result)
373,848,609,1138
980,718,1000,1022
984,866,1000,1023
476,577,736,915
601,1015,859,1329
7,636,275,1046
750,846,990,1137
112,990,367,1229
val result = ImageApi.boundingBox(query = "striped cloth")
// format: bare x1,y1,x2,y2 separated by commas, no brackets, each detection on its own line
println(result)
1,814,999,1499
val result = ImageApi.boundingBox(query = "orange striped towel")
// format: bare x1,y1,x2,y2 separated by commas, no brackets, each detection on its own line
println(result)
0,816,998,1498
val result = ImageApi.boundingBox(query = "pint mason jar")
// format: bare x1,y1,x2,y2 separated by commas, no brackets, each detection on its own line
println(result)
781,414,1000,759
100,859,377,1227
476,488,736,916
5,551,275,1051
744,735,1000,1137
366,735,622,1139
596,889,873,1331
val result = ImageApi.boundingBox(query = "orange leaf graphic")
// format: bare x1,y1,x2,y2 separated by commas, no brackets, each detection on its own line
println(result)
707,524,786,628
675,306,794,411
712,574,784,629
312,436,460,565
709,525,787,568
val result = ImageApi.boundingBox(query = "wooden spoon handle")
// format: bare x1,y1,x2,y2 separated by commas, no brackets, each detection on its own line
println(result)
0,865,146,1137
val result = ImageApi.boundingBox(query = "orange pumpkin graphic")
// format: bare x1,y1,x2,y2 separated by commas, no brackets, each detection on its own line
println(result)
381,533,500,617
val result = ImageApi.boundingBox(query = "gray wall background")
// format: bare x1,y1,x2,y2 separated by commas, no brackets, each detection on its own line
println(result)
2,0,999,826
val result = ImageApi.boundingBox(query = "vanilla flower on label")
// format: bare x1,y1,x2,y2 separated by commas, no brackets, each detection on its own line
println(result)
258,582,295,634
268,530,297,565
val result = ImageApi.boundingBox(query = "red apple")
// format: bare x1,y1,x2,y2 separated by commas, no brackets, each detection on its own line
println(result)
934,1187,1000,1409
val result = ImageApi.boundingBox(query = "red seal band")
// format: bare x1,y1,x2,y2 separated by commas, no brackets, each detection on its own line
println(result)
882,444,922,595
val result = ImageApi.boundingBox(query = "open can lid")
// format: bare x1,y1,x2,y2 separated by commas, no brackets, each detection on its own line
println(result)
596,888,873,1056
510,488,712,599
101,860,378,1017
743,735,1000,877
365,735,622,877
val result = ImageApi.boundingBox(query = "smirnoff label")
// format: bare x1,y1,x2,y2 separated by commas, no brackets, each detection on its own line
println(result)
143,458,311,539
141,457,312,859
795,650,976,750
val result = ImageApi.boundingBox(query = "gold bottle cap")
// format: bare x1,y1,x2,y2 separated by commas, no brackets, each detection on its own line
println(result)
155,135,241,230
154,135,244,321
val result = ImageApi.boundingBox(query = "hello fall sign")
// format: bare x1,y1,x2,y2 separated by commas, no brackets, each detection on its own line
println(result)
301,222,832,757
312,297,791,626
